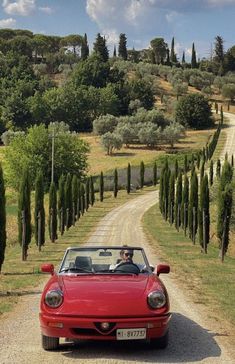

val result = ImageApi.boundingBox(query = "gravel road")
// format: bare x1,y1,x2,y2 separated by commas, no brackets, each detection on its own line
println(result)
1,112,235,364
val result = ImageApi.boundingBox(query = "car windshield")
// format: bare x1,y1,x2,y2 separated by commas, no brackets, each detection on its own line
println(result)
59,246,151,275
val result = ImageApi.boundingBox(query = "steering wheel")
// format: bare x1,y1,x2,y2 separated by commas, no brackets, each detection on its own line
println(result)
113,262,140,274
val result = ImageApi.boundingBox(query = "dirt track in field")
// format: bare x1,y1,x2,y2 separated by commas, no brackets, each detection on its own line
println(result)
1,112,235,364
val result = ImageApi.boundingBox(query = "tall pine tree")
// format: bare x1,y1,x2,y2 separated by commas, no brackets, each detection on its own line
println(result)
48,182,57,243
0,164,6,272
81,33,89,60
93,33,109,62
18,169,31,261
188,171,198,243
34,172,45,249
118,33,128,60
99,171,104,201
114,168,118,198
191,42,197,68
65,173,73,229
58,174,65,235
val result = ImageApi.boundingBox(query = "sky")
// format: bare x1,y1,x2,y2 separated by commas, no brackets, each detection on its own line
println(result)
0,0,234,61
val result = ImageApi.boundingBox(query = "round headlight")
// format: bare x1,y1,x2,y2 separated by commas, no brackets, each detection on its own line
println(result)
147,291,166,309
45,290,63,308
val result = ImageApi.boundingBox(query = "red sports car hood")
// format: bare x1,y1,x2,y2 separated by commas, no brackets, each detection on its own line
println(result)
53,274,166,317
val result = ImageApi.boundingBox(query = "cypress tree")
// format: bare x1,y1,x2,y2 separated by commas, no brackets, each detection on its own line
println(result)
93,33,109,62
48,182,57,243
99,171,104,201
114,169,118,198
220,160,233,191
198,174,210,253
72,175,78,223
65,173,73,229
159,168,164,214
220,105,224,124
160,159,169,218
174,159,178,179
175,172,182,230
182,51,185,65
58,174,65,235
80,183,85,215
113,45,117,57
191,42,197,68
85,178,90,211
184,155,188,173
81,33,89,60
191,163,195,178
162,166,170,220
200,160,205,185
140,161,145,189
168,172,175,225
188,171,198,243
18,169,31,261
77,179,81,219
0,164,6,272
118,33,128,60
34,172,45,249
209,160,214,186
231,154,234,167
153,162,157,186
181,174,189,235
127,163,131,194
90,176,95,205
217,183,233,261
170,37,177,63
196,153,200,170
216,159,221,178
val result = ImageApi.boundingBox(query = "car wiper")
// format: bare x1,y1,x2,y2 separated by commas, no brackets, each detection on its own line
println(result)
60,267,93,273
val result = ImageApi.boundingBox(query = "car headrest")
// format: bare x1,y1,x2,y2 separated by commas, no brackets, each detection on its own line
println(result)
75,256,92,269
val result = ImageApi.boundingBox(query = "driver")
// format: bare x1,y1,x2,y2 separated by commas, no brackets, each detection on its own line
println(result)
109,247,134,270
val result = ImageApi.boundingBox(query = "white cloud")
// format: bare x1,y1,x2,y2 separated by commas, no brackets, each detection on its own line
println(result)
38,6,53,14
102,28,119,46
0,17,16,27
2,0,36,16
166,10,180,23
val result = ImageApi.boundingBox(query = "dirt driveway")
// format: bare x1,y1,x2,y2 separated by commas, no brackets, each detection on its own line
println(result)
1,113,235,364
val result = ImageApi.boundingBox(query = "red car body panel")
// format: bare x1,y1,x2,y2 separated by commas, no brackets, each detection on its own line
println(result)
40,273,171,341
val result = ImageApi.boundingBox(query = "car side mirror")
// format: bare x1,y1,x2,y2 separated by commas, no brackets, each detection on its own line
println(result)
41,264,54,275
155,264,170,276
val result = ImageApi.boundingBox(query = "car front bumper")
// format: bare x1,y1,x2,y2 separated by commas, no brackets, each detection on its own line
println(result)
40,313,171,341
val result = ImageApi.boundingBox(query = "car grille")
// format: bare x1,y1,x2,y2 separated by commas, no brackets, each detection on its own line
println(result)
72,327,116,337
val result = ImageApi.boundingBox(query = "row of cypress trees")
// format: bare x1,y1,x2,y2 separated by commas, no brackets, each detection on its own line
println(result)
159,153,233,260
17,171,96,261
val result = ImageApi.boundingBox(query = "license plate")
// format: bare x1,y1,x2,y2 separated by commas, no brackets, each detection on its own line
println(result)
116,328,146,340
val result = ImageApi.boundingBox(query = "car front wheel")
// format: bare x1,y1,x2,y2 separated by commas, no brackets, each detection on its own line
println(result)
150,330,169,349
42,334,59,350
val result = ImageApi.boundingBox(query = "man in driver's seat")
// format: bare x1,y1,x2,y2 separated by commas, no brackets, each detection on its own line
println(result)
110,247,134,270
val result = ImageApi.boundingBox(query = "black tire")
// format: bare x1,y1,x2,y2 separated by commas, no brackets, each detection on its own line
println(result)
150,330,169,349
42,334,59,351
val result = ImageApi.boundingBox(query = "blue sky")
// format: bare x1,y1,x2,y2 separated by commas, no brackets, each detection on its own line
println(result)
0,0,234,61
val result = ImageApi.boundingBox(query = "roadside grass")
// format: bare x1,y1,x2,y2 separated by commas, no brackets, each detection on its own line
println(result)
143,204,235,325
0,188,153,316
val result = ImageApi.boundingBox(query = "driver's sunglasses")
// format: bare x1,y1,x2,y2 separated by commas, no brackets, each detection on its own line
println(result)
124,252,133,258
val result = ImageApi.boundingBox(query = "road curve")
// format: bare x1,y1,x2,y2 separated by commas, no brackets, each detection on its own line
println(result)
220,111,235,160
1,113,235,364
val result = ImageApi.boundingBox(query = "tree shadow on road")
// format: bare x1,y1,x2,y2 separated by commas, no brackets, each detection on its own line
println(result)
60,312,222,363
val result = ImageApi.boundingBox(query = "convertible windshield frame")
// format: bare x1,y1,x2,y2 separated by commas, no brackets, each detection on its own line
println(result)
58,246,151,274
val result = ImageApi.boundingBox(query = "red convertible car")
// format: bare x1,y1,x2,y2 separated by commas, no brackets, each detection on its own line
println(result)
39,246,171,350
